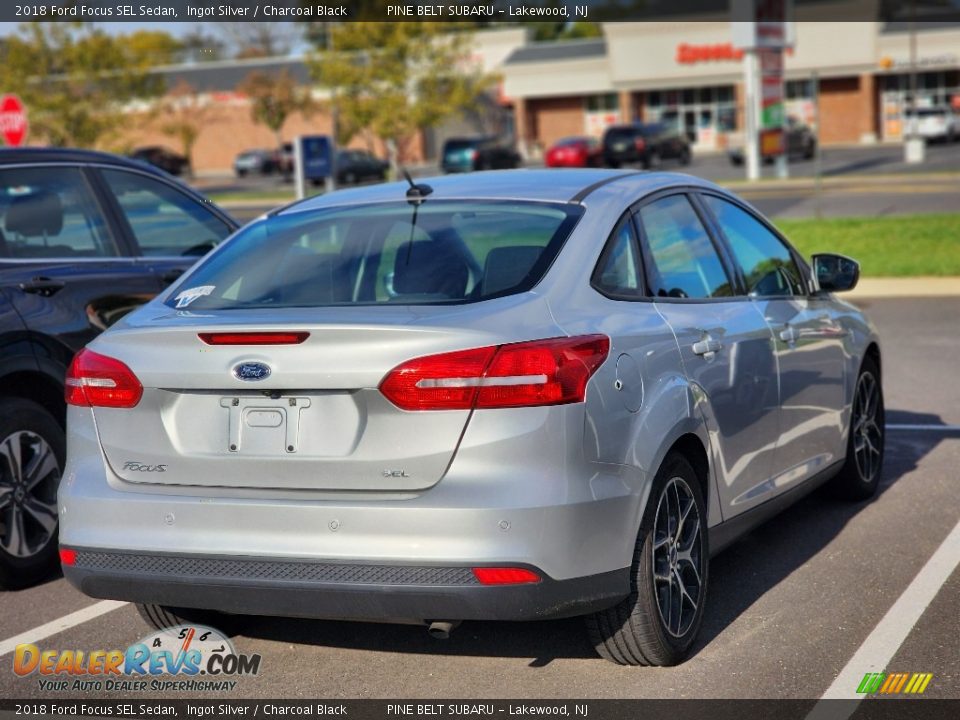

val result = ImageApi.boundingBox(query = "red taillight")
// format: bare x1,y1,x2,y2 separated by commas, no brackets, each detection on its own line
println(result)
65,349,143,408
59,548,77,566
379,335,609,411
472,567,541,585
634,137,646,152
198,332,309,345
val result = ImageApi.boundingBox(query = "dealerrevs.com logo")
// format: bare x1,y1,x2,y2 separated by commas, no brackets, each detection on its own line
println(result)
13,625,261,693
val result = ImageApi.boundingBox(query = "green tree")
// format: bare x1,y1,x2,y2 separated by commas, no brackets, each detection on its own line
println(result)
239,69,314,149
308,22,496,174
0,23,168,148
179,29,225,63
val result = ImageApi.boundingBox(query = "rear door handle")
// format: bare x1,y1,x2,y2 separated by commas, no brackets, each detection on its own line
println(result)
19,277,66,297
692,338,723,356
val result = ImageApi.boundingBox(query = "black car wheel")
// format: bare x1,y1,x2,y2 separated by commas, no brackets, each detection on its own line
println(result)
586,452,708,665
831,356,884,500
137,604,237,635
0,398,65,590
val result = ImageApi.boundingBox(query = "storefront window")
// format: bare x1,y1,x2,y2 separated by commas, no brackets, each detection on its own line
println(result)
585,94,619,113
584,93,620,137
879,70,960,139
643,84,736,149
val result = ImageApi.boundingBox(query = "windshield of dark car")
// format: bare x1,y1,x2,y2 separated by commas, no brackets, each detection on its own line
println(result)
166,200,583,310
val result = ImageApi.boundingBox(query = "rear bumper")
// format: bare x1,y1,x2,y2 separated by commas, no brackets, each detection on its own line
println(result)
63,549,628,622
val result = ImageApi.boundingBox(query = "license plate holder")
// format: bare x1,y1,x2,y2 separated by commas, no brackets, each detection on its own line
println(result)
219,396,312,454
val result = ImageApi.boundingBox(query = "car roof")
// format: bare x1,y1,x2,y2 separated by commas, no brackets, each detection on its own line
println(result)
0,147,167,175
276,169,723,214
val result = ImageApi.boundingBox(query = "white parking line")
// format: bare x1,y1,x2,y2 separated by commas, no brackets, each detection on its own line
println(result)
0,600,127,658
807,517,960,718
886,424,960,432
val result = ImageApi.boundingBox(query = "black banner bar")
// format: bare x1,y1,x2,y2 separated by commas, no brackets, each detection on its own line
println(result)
1,1,959,24
1,699,959,720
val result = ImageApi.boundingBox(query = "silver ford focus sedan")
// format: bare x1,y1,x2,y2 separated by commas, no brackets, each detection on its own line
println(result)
59,170,883,666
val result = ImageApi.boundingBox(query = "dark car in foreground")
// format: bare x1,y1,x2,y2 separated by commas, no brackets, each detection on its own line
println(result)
545,136,603,168
0,148,238,588
60,169,882,666
602,123,691,169
441,137,522,173
130,146,190,176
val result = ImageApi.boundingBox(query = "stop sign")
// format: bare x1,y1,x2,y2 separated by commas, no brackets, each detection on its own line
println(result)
0,95,28,147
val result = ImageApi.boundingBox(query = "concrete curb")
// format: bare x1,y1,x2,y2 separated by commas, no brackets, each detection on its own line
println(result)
847,277,960,298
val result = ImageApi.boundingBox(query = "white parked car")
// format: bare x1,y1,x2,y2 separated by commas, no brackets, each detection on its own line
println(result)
905,106,960,142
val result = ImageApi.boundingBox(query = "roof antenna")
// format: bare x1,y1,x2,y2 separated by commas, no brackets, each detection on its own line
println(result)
402,168,433,204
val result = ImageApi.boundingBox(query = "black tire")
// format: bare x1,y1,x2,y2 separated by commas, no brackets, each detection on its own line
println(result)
642,151,661,170
585,452,708,666
830,356,884,501
679,147,691,166
136,603,237,635
0,398,65,590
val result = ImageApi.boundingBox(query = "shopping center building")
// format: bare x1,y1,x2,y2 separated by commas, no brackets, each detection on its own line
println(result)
119,20,959,173
502,20,960,155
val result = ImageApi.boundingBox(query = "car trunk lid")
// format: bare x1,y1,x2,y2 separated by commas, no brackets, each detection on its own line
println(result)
88,301,558,492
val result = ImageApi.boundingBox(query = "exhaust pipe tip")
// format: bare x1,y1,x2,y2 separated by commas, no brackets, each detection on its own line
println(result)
426,620,460,640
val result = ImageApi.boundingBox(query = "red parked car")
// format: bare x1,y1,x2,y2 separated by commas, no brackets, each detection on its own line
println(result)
545,136,603,168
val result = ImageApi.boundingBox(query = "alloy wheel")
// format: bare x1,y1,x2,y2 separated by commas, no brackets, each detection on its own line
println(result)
0,431,61,558
652,476,704,638
852,371,883,483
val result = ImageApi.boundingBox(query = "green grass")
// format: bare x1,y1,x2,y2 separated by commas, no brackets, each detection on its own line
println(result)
206,190,297,204
776,214,960,277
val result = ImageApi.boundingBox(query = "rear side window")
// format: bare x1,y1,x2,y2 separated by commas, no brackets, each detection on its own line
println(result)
166,201,583,310
637,195,733,299
100,169,233,257
593,218,642,298
0,167,116,258
703,195,805,297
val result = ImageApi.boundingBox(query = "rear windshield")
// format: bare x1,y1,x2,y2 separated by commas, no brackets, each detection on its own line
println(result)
605,127,637,142
443,140,480,153
166,200,583,310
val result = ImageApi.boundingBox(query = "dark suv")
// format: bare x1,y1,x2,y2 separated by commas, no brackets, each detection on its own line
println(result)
0,148,237,588
602,123,691,169
441,137,522,173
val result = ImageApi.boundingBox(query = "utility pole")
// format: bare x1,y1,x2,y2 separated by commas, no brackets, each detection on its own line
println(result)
325,21,338,194
744,48,761,181
904,0,925,163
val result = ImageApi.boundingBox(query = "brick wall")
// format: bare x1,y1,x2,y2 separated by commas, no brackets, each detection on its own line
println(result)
115,99,425,175
527,96,586,151
818,76,873,144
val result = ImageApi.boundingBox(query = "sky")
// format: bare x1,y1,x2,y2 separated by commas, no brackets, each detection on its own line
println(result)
0,21,196,38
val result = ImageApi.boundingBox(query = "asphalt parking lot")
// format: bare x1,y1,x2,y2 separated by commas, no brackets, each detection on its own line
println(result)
1,297,957,703
213,142,960,223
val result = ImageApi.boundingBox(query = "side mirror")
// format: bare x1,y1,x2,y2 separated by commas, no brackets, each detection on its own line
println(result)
812,253,860,293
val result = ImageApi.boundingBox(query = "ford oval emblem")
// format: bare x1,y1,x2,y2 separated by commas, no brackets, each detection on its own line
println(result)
233,362,271,381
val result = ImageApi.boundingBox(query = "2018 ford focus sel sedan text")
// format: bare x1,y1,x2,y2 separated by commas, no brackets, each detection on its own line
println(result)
59,170,883,666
